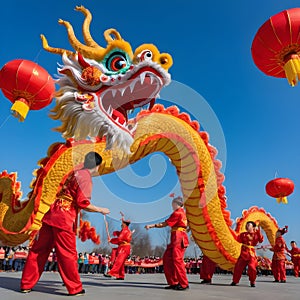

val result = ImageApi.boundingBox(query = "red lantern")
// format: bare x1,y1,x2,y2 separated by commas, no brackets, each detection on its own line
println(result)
265,178,294,204
0,59,55,121
252,8,300,86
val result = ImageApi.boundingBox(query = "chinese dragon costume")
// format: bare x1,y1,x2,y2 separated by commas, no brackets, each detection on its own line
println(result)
0,6,278,271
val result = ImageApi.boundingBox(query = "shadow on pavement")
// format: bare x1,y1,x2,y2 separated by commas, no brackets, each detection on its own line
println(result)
0,274,67,296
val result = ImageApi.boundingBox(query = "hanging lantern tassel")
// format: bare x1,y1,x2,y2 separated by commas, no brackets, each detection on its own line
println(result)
11,97,31,121
276,196,288,204
283,54,300,87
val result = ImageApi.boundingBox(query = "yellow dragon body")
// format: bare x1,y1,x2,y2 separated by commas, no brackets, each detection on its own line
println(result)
0,6,278,271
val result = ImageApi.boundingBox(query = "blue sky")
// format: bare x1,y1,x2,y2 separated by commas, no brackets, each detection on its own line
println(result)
0,0,300,253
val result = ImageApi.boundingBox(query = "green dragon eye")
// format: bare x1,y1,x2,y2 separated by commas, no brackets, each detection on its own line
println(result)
105,51,130,73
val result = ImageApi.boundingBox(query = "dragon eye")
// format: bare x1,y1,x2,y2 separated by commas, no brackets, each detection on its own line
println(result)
106,52,129,72
139,50,153,62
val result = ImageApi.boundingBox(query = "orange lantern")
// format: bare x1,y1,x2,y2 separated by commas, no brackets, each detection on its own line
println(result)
0,59,55,121
252,8,300,86
265,178,294,204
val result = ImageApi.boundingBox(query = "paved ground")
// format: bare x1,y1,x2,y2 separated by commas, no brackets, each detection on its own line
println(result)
0,272,299,300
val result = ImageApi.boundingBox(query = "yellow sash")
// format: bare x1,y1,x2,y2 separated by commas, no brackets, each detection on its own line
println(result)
171,226,186,232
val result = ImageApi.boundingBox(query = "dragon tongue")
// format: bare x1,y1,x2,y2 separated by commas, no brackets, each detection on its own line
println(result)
112,109,126,125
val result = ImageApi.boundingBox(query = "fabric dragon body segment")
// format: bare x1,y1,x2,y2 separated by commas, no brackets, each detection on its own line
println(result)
0,6,278,271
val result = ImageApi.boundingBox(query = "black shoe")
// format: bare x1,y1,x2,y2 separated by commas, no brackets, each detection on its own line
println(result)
68,289,85,296
230,282,237,286
20,289,31,294
280,280,286,283
116,278,124,280
104,273,112,278
200,279,211,284
273,280,279,282
250,283,255,287
174,284,189,291
164,285,177,289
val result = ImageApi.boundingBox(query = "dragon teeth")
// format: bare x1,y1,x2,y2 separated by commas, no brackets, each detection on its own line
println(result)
111,89,117,97
140,73,146,85
108,105,113,116
120,87,126,96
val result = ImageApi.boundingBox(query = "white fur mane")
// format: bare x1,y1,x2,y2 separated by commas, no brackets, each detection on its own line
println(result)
50,54,134,152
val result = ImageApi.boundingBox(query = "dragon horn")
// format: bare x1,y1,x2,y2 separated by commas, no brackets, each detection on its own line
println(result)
75,5,99,48
58,19,106,60
40,34,74,57
104,29,123,42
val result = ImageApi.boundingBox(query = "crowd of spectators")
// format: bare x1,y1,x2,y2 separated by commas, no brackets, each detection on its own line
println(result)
0,246,29,272
0,246,297,277
77,252,164,274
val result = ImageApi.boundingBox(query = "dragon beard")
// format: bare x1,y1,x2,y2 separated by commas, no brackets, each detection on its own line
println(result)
51,89,135,151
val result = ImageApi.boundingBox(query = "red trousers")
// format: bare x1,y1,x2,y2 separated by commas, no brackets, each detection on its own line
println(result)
232,256,258,284
292,259,300,277
163,243,188,288
200,256,216,280
108,245,130,279
272,259,286,281
20,223,82,295
109,248,118,268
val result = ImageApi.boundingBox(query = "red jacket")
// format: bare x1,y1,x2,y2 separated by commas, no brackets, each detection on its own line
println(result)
237,230,263,260
165,207,188,228
288,247,300,263
110,226,132,246
272,236,287,260
43,169,91,232
165,207,189,248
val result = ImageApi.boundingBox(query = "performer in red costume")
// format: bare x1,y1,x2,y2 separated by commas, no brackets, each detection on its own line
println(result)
287,241,300,277
230,221,263,287
104,218,132,280
200,255,216,284
270,226,288,283
20,152,110,296
145,196,189,291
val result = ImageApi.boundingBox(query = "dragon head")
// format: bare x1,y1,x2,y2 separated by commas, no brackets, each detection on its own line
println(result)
41,6,172,152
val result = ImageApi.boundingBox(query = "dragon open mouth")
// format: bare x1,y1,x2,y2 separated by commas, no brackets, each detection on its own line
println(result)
98,68,163,132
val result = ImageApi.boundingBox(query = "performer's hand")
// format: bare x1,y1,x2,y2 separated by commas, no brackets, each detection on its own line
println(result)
145,225,151,230
99,207,110,215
